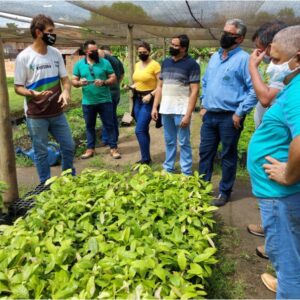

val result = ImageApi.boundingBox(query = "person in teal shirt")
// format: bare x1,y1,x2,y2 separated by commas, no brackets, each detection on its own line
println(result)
247,25,300,299
72,40,121,159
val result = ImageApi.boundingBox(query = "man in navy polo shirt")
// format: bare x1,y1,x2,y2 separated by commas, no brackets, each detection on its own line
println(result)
152,34,200,175
199,19,257,206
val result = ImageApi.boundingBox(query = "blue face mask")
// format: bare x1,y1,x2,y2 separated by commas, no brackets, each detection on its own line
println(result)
266,57,300,82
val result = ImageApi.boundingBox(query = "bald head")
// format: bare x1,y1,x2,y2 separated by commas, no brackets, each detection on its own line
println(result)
273,25,300,58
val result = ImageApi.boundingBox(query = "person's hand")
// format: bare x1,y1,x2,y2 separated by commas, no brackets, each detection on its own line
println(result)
94,79,105,87
200,108,207,119
58,89,71,108
249,49,265,68
151,108,158,121
142,94,152,103
232,113,242,129
180,114,191,128
80,78,88,86
31,90,53,97
263,156,288,185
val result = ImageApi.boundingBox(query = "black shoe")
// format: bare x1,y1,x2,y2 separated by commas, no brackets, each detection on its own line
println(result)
135,159,152,165
212,194,229,207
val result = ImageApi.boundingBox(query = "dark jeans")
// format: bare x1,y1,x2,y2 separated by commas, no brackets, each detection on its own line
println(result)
133,93,153,162
199,111,244,197
82,102,117,149
102,90,120,144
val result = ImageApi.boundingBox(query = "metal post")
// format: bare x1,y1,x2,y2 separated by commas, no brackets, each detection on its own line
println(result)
0,36,19,206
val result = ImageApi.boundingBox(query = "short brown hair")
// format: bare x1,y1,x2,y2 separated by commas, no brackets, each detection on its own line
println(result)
137,41,151,52
30,14,54,39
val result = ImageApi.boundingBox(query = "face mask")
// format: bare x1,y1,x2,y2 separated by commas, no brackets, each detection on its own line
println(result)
263,55,271,64
220,34,237,49
169,47,180,57
88,50,99,62
42,32,56,46
138,53,149,61
266,58,300,82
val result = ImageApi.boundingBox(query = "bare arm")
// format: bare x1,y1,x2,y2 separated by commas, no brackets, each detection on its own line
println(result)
72,75,87,88
14,85,52,97
249,49,280,107
58,76,72,107
263,136,300,185
151,79,163,121
180,82,199,128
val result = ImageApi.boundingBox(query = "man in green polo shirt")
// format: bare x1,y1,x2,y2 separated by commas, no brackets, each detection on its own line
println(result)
72,40,121,159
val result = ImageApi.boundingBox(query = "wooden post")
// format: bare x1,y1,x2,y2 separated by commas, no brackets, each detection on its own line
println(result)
127,24,134,113
163,37,167,59
0,36,19,206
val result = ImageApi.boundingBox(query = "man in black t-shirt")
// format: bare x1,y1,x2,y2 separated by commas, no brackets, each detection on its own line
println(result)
99,46,124,145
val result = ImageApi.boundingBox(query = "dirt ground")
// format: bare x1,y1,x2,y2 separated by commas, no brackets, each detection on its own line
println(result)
16,113,274,299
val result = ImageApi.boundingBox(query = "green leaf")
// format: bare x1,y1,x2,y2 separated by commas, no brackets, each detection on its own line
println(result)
177,251,187,271
86,276,95,298
88,237,98,255
153,267,167,282
188,263,203,275
11,284,29,299
121,227,131,243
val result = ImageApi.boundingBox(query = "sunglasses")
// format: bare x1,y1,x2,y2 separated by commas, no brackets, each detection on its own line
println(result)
89,65,95,78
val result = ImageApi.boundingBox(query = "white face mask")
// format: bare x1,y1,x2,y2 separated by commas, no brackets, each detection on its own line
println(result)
266,57,300,83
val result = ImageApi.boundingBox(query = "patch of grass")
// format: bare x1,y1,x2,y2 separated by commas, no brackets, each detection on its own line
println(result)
15,155,34,167
266,262,276,277
18,184,35,198
207,219,246,299
87,155,106,168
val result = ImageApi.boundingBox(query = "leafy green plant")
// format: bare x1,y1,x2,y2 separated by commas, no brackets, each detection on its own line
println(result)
0,167,217,299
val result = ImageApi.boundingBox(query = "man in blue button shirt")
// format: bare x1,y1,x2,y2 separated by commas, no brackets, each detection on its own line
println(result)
199,19,257,206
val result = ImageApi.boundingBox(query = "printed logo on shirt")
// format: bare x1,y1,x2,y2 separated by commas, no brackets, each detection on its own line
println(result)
29,63,52,71
54,60,59,68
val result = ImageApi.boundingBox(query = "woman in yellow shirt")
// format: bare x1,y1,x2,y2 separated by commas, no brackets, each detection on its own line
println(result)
132,41,161,164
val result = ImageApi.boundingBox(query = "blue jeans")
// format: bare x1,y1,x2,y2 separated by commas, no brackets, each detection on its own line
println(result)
162,114,192,175
102,90,120,144
199,111,243,196
133,94,153,162
26,113,75,184
82,102,117,149
258,194,300,299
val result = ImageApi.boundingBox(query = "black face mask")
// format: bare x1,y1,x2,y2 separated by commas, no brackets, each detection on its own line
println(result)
220,34,239,49
88,50,99,62
169,47,180,57
42,33,56,46
138,53,149,61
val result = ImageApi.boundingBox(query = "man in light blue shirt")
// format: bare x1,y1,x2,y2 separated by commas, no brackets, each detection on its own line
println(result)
199,19,257,206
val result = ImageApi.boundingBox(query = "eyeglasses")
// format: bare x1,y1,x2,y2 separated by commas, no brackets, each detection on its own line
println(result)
89,65,95,78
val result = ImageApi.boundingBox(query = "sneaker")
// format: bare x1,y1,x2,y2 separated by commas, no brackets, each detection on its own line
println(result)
247,224,264,237
212,194,229,207
256,245,269,259
81,149,95,159
261,273,277,293
110,148,121,159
